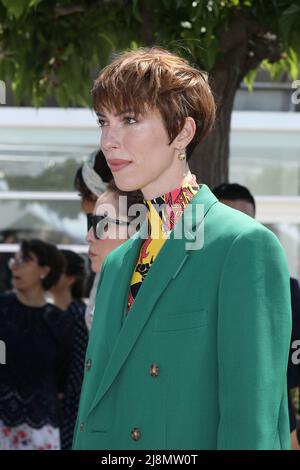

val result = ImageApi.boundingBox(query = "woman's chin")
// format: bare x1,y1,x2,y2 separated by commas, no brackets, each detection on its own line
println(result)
113,175,141,192
92,259,102,274
12,279,22,290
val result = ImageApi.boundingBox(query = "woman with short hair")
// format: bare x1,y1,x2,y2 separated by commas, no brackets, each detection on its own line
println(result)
73,47,292,450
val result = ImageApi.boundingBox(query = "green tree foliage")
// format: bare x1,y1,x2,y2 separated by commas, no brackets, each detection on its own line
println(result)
0,0,138,106
1,0,300,184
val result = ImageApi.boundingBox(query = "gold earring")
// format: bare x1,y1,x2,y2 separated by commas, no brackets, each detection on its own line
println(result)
178,150,186,161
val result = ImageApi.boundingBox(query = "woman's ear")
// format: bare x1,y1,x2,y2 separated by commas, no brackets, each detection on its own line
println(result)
66,275,76,287
173,117,196,150
40,265,50,280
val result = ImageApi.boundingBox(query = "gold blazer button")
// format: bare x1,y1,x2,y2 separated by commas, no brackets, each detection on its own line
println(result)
149,363,160,377
131,428,141,441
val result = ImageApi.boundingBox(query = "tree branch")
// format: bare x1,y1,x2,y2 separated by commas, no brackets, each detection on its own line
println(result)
214,10,282,91
217,11,260,55
54,5,84,18
245,34,282,71
139,2,154,46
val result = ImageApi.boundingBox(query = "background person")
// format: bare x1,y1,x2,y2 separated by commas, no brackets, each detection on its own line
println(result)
213,181,300,450
49,249,88,450
74,149,112,330
74,149,112,215
0,239,72,450
212,182,255,218
0,230,18,293
86,179,144,274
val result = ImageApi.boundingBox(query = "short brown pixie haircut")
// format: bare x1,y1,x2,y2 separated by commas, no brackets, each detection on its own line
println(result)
92,47,216,160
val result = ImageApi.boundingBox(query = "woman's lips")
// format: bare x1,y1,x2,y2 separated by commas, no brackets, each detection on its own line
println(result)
107,159,132,172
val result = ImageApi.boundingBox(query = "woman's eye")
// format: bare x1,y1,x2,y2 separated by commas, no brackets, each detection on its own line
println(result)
97,119,107,127
124,116,137,124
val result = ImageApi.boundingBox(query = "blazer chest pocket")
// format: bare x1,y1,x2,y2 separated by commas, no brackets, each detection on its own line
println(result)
154,309,208,332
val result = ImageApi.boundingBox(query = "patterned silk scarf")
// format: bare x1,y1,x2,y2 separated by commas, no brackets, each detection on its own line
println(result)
127,176,199,312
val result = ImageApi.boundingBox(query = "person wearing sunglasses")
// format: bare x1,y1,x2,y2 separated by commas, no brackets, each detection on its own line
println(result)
84,180,143,333
73,48,292,450
74,149,113,331
0,239,72,450
87,183,138,269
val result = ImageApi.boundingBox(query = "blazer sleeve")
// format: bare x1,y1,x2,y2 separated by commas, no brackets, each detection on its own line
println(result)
72,259,107,450
288,278,300,389
290,277,300,337
217,226,292,450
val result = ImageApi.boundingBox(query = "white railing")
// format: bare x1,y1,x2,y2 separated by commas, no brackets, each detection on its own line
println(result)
0,244,88,254
0,191,79,200
0,191,87,253
0,191,300,253
1,108,300,254
256,196,300,224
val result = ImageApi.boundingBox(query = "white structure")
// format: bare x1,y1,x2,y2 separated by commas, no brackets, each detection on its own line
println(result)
0,107,300,278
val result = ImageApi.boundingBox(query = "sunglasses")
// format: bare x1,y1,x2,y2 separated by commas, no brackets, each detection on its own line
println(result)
87,213,130,240
8,254,35,269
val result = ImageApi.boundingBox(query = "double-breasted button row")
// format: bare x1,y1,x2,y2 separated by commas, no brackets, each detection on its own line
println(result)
131,428,141,441
149,363,160,377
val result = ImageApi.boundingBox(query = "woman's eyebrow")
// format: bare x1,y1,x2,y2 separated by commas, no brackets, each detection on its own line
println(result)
96,110,134,118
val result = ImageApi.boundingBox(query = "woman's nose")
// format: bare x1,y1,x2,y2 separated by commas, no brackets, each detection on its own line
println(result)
9,262,16,273
86,227,95,243
101,125,120,151
8,258,17,272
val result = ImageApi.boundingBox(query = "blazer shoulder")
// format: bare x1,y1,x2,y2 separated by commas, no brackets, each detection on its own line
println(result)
210,201,276,241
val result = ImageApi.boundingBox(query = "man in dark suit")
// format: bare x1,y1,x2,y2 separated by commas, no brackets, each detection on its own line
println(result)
213,182,300,450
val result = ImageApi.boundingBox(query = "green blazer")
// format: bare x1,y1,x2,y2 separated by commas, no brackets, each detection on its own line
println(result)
73,185,292,450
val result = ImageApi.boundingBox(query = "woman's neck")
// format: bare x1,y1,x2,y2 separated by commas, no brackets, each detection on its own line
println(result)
51,290,72,311
16,288,47,308
142,165,193,200
145,172,199,237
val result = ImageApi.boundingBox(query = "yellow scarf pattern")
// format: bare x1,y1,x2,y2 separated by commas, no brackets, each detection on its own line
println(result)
127,177,198,311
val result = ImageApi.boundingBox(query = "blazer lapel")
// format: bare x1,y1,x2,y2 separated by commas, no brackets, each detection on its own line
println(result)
104,232,143,353
87,184,218,416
